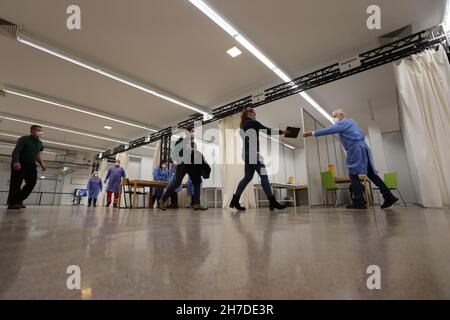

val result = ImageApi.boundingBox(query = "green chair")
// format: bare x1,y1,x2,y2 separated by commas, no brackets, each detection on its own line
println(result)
374,172,407,206
321,171,348,207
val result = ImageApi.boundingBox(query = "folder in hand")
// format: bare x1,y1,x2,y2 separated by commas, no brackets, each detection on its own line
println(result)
285,126,301,139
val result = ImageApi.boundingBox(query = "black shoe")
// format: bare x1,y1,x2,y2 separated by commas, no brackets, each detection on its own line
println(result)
106,202,111,208
7,204,22,210
381,196,398,209
18,202,26,208
346,204,367,209
229,194,246,211
194,204,208,211
269,196,286,211
159,199,167,211
186,204,194,209
113,204,118,208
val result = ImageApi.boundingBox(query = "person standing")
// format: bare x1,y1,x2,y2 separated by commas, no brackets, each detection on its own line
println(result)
86,171,102,207
229,108,288,211
152,160,168,208
303,109,398,209
159,126,208,211
7,125,47,210
104,159,126,208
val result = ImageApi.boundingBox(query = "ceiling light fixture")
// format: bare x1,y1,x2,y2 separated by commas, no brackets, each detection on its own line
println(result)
189,0,333,123
0,132,145,158
0,113,155,150
227,46,242,58
2,87,158,132
104,125,112,130
444,0,450,31
16,33,208,115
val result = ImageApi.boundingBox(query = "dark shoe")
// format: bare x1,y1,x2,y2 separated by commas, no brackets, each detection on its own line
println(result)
186,204,194,209
194,204,208,211
113,204,118,208
106,202,111,208
346,204,367,209
159,198,167,211
18,202,26,208
381,196,398,209
269,196,286,211
229,194,246,211
7,204,22,210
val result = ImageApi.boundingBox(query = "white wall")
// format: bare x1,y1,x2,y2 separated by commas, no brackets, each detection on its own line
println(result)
294,148,308,186
382,131,417,204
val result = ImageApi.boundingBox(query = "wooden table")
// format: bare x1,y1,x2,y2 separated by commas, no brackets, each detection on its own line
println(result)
334,176,373,206
121,180,168,208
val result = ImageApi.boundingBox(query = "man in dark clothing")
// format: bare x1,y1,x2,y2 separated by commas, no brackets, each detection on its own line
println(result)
159,126,209,211
7,125,47,209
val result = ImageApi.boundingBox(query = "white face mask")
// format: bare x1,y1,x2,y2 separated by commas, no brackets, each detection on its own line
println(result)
94,174,98,177
35,131,43,138
333,117,340,123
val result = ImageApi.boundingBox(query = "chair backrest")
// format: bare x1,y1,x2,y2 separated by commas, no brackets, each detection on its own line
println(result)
384,172,398,189
321,171,337,190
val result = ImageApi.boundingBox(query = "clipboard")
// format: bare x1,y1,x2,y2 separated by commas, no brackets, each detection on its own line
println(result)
285,126,301,139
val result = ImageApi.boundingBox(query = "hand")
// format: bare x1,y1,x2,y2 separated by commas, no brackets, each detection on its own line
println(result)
12,162,21,171
282,129,290,136
303,131,314,138
41,164,47,171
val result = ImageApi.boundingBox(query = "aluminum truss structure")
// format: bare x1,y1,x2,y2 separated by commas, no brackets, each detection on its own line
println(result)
73,25,450,159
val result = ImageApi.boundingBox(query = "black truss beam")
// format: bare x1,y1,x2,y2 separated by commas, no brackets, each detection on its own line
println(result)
98,25,449,159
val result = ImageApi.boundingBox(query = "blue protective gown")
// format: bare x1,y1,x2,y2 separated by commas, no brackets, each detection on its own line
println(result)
105,166,126,193
152,166,168,198
187,176,202,197
314,118,377,175
87,177,103,199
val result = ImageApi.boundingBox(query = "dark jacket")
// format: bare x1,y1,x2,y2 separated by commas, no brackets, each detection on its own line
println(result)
241,117,282,163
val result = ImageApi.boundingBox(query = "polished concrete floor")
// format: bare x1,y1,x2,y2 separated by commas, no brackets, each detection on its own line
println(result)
0,205,450,300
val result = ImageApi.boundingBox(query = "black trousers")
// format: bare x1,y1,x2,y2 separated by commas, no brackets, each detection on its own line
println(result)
7,163,37,205
349,152,392,205
162,163,202,205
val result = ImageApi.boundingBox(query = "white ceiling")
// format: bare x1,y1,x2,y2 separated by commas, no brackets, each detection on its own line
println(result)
0,0,444,155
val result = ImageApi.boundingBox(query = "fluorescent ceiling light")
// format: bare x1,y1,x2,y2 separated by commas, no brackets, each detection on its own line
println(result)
0,142,61,155
0,132,145,158
3,88,157,132
189,0,333,124
16,33,208,115
0,113,155,150
227,47,242,58
40,176,46,179
444,0,450,31
104,125,112,130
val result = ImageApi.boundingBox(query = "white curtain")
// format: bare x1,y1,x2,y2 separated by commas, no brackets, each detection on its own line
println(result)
97,158,109,207
219,114,256,209
393,45,450,208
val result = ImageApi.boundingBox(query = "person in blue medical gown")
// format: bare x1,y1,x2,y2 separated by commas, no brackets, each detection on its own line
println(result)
304,109,398,209
86,171,102,207
152,160,168,208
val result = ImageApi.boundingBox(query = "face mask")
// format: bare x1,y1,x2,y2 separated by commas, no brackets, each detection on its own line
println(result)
333,117,340,123
115,163,120,167
162,165,167,169
35,131,43,138
94,174,98,177
251,115,256,120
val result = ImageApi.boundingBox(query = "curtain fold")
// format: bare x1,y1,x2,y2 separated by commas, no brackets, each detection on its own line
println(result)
219,114,256,209
393,45,450,208
97,158,109,207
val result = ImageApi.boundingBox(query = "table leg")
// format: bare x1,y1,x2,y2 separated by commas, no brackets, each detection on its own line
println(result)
132,183,137,209
214,189,217,208
293,189,297,207
148,187,152,209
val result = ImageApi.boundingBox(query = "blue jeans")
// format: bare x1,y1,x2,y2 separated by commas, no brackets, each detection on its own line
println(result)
235,161,273,198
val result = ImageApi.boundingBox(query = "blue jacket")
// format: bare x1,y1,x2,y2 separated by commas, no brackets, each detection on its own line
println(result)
105,166,126,193
314,119,376,175
152,166,168,198
87,177,102,198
